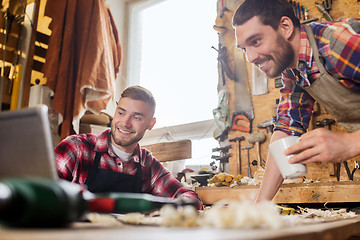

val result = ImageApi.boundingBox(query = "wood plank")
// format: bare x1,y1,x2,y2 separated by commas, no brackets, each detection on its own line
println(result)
195,181,360,205
143,139,191,162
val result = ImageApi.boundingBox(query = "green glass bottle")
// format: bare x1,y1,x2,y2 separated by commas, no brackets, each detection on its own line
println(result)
0,178,88,227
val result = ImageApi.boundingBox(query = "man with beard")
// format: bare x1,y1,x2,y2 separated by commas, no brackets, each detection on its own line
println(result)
233,0,360,202
55,85,203,209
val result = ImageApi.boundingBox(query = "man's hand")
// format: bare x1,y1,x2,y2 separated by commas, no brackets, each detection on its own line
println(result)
286,128,360,164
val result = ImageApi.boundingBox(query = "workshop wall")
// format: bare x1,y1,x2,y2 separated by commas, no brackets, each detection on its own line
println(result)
217,0,360,183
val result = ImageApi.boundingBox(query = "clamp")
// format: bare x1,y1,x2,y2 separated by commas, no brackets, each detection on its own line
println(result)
341,161,360,181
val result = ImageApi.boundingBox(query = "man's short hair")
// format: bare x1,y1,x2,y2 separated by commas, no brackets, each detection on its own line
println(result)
120,85,156,115
233,0,300,30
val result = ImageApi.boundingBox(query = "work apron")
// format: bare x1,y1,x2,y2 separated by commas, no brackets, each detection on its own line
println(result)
84,152,142,193
303,25,360,132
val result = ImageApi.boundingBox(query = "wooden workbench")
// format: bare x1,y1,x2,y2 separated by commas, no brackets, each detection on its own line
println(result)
196,181,360,205
1,217,360,240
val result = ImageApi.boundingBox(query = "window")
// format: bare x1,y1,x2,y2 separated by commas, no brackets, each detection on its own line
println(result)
127,0,220,166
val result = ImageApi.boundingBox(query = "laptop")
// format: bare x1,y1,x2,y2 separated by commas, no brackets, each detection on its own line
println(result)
0,104,58,180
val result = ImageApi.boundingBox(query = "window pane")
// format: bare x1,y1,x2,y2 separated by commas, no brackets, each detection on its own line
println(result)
138,0,219,128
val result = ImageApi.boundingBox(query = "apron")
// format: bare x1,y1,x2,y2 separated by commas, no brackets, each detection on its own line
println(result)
303,25,360,132
84,152,142,193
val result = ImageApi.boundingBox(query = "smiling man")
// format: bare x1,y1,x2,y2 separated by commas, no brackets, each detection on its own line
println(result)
55,85,203,209
233,0,360,202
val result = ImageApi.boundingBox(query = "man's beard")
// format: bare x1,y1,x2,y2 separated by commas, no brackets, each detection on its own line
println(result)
265,34,295,78
111,126,145,148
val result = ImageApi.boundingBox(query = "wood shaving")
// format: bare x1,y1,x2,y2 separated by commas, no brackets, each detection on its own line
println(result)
158,201,289,229
86,213,124,226
200,201,287,229
115,212,162,226
239,176,260,186
296,207,356,223
160,205,199,227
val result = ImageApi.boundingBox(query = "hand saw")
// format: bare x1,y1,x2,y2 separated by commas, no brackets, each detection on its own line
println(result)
231,48,254,133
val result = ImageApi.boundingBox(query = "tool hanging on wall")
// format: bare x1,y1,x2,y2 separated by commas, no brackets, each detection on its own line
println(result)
213,4,254,133
289,1,318,24
257,119,274,134
229,136,245,175
242,145,254,177
247,132,266,171
212,145,232,173
0,3,24,111
315,0,333,21
213,6,233,141
231,48,254,133
213,88,230,133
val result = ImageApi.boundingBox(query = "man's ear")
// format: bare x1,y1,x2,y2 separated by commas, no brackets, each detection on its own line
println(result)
147,117,156,130
278,16,294,40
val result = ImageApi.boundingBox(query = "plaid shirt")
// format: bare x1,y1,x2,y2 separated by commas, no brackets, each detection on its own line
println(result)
274,18,360,136
55,129,203,209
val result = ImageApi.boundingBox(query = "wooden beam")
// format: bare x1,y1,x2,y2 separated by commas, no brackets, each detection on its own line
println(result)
143,139,191,162
196,181,360,205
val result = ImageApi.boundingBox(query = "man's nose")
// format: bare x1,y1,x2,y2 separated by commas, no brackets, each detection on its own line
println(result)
122,115,132,127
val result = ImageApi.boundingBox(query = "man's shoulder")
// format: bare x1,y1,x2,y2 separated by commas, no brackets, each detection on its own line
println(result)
309,18,360,36
59,131,107,147
138,146,163,165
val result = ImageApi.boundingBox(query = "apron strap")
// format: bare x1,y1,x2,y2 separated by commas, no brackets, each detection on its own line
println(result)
135,160,142,193
304,25,327,75
84,151,102,185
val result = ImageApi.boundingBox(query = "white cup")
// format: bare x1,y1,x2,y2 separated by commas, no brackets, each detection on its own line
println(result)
269,136,307,179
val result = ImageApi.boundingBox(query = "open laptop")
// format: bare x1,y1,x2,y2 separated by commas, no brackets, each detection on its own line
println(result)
0,104,58,180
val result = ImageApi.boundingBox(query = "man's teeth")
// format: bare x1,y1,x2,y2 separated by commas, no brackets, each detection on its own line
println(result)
119,129,131,134
258,60,269,69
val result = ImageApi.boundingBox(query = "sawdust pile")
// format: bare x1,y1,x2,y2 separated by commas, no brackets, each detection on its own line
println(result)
87,201,357,229
111,201,288,229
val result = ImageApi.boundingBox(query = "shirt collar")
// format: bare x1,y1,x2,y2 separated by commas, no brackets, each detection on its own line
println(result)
94,129,112,153
131,144,145,167
283,25,313,87
298,24,313,70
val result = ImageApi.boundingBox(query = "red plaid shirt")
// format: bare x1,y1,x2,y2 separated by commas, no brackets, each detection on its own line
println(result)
55,129,203,209
274,18,360,136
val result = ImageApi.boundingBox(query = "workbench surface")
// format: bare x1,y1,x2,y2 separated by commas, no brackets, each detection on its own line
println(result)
196,181,360,205
1,217,360,240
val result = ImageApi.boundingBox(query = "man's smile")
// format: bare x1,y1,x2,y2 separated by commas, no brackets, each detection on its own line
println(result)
256,58,271,71
118,127,134,134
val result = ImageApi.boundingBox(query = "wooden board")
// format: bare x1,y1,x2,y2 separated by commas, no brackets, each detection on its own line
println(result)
1,217,360,240
143,139,191,162
196,181,360,205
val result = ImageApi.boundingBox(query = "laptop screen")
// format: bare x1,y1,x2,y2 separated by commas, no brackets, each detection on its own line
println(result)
0,105,58,180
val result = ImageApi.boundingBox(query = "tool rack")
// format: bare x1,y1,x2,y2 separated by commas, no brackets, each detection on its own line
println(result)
200,0,360,205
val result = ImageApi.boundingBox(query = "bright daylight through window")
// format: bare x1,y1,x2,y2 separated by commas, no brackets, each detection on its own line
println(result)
128,0,220,167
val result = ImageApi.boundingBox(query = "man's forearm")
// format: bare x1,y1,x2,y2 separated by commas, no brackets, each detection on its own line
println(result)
255,131,288,202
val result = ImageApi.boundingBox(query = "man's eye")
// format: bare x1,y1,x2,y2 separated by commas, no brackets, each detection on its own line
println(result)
134,116,142,121
252,39,260,46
